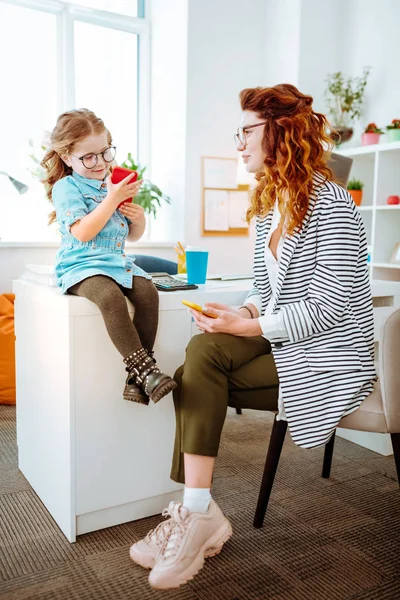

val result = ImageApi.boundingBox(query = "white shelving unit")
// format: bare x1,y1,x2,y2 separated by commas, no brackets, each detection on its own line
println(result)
337,140,400,282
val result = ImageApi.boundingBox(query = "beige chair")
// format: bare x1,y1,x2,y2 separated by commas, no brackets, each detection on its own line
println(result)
253,308,400,528
327,151,353,187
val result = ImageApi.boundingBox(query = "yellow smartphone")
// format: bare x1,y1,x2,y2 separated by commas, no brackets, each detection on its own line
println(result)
181,300,218,318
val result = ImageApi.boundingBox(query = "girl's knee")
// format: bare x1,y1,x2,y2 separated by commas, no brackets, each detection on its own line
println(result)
98,289,126,313
134,276,159,305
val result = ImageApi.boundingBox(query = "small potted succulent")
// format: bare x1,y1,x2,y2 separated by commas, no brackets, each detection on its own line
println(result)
362,123,383,146
347,178,364,206
386,119,400,143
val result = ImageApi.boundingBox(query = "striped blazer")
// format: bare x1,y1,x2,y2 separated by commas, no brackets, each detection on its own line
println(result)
246,173,377,448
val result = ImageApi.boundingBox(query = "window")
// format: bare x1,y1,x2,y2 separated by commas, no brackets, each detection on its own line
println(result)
63,0,141,18
0,0,148,242
74,21,138,164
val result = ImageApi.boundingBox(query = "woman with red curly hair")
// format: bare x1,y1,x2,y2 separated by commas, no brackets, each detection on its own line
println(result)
130,84,376,590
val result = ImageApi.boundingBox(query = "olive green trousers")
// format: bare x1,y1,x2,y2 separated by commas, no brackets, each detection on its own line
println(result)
170,332,280,483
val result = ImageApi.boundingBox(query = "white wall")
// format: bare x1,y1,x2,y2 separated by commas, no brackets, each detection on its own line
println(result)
264,0,302,87
298,0,349,113
183,0,267,273
297,0,400,142
343,0,400,143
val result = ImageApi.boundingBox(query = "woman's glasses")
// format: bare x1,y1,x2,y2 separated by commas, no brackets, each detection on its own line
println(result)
234,122,267,147
70,146,116,169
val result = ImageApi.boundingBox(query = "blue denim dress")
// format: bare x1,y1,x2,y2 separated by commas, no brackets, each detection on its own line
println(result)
52,172,151,293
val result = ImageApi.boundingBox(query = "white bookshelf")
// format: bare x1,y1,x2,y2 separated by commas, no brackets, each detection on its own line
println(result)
337,140,400,282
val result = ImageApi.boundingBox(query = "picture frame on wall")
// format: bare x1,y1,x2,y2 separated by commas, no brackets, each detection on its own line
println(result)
389,242,400,264
201,156,250,237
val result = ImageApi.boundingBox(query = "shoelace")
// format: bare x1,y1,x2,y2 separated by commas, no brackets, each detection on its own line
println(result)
145,502,178,548
160,503,190,560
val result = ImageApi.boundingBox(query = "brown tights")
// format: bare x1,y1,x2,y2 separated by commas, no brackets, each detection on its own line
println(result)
68,275,159,357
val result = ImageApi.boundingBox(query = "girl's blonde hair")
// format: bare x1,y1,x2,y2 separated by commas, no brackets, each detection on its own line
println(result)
41,109,112,224
240,84,335,235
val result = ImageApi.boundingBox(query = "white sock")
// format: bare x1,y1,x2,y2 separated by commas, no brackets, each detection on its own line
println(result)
182,487,211,513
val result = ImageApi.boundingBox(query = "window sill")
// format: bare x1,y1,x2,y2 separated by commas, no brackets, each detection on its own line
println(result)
0,240,177,249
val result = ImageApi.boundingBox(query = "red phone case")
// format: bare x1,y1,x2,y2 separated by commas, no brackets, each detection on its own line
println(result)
111,166,138,208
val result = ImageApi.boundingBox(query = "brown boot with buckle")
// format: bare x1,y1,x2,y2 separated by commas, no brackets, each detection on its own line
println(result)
122,367,150,405
123,348,177,404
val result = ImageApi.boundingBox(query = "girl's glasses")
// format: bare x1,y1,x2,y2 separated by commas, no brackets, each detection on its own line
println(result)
234,122,267,147
70,146,116,169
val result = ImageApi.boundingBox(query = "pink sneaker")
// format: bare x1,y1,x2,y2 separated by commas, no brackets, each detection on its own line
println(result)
129,502,177,569
148,499,232,590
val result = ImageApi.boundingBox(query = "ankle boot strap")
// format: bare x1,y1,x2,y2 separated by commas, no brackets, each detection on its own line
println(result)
123,348,160,389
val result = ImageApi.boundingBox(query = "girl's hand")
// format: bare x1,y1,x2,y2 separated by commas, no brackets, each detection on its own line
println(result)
189,306,262,337
119,202,145,222
106,173,143,207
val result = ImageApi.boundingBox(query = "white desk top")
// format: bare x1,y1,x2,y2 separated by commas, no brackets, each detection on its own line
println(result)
13,278,254,316
13,278,400,317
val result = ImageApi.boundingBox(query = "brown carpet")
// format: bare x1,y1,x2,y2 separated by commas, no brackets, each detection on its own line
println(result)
0,404,399,600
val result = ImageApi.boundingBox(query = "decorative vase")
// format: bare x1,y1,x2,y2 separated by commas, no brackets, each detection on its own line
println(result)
333,127,354,145
387,129,400,143
348,189,363,206
362,132,380,146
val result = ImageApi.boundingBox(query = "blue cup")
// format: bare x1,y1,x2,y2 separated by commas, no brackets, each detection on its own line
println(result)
186,249,209,284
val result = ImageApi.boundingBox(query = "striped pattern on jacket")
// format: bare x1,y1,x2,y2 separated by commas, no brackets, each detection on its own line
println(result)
245,173,377,448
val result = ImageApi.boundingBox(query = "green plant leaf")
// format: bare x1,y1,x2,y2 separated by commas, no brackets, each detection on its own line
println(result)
119,154,171,216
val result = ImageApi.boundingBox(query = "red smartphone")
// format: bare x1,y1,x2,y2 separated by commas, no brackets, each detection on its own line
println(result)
111,166,138,208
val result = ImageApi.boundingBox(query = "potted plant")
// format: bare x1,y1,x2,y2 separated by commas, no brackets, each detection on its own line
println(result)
386,119,400,143
362,123,383,146
120,153,171,218
324,67,370,144
347,178,364,206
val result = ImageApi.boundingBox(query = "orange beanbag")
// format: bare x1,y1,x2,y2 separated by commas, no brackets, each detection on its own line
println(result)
0,294,16,405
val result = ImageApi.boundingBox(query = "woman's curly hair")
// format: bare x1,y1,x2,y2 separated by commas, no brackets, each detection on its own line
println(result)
240,84,335,234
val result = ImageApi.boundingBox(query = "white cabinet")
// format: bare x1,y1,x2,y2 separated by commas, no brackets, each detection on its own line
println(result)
338,140,400,282
13,279,251,542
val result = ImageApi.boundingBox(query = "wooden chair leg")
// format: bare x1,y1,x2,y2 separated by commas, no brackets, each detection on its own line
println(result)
235,408,242,415
253,417,287,529
322,431,336,479
390,433,400,485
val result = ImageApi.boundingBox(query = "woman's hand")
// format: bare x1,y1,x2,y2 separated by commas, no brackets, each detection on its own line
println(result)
106,173,143,208
189,306,262,337
119,202,145,223
203,302,240,316
204,302,257,319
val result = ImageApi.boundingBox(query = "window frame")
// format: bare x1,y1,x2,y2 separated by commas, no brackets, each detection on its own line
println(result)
1,0,150,170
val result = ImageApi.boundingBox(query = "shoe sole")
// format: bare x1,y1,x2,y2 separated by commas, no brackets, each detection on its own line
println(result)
123,394,149,405
150,379,178,404
130,539,225,571
149,519,233,589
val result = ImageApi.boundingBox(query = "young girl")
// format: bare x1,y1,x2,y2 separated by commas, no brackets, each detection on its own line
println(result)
41,108,177,405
